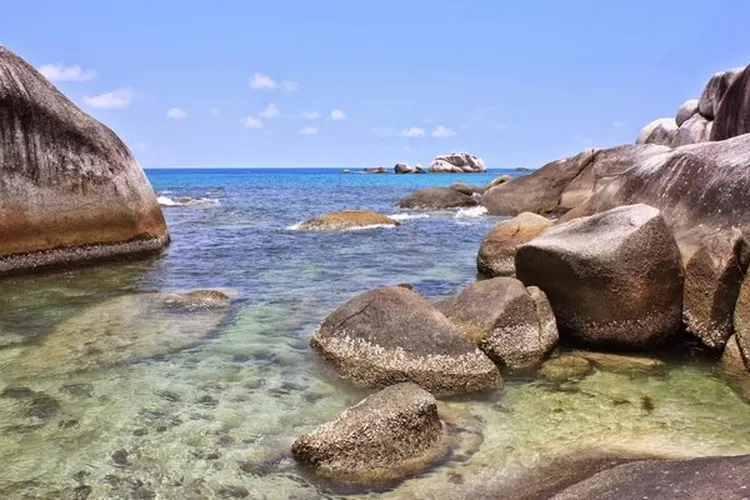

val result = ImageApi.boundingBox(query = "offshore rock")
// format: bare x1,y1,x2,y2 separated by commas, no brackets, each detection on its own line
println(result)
295,210,400,230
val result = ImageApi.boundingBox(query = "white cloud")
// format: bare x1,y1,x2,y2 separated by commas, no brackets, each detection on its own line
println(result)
242,116,264,129
210,108,221,116
250,72,277,89
38,64,97,82
330,109,346,121
166,107,188,119
403,127,425,138
83,88,136,109
432,125,456,138
281,81,300,91
300,111,321,120
299,126,318,136
260,103,280,119
612,120,625,128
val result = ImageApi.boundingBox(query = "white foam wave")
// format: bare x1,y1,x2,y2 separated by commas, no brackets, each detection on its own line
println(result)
287,223,398,231
454,206,488,218
389,213,430,221
158,196,220,207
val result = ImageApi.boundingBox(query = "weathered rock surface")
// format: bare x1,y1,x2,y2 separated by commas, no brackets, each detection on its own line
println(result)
396,187,480,210
672,113,712,146
722,334,749,372
291,383,444,485
450,182,484,196
8,290,232,378
568,350,665,375
733,270,750,372
675,98,699,127
310,285,501,396
683,229,750,349
552,455,750,500
712,65,750,141
516,205,684,349
567,134,750,234
476,212,552,277
539,354,594,380
429,152,486,173
699,67,744,120
487,174,513,190
437,278,558,371
636,118,678,146
295,210,400,230
0,45,168,274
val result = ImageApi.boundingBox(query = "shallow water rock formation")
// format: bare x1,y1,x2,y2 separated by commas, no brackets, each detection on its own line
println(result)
429,152,486,173
396,187,480,210
636,117,678,146
291,382,445,485
568,350,665,375
437,278,558,371
516,204,684,349
476,212,552,277
539,353,594,380
0,45,168,274
310,285,502,396
683,229,750,349
8,290,232,378
295,210,400,230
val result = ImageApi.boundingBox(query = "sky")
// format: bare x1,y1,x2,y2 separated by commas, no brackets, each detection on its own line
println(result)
2,1,750,169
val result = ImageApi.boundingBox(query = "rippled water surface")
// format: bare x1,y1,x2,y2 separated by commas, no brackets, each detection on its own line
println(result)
1,168,749,499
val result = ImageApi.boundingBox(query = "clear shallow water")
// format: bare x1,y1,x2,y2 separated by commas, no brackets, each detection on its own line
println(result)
0,168,749,499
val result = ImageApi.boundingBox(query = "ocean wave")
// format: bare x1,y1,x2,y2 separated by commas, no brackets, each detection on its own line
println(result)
389,213,430,221
454,206,488,218
158,196,220,207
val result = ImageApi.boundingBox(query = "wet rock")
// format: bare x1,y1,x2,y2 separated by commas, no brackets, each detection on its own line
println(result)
699,67,744,120
295,210,399,230
436,278,558,371
24,393,60,420
0,45,169,275
569,350,665,375
133,428,148,437
219,485,250,498
636,118,678,146
73,485,92,500
476,212,551,277
394,163,415,174
429,152,486,173
157,289,231,310
540,355,594,380
675,98,699,127
362,167,388,174
156,390,182,403
111,449,130,467
396,188,480,210
1,386,35,399
516,205,684,349
553,455,750,500
292,383,445,485
60,383,94,398
310,285,501,396
196,395,219,407
683,229,750,349
8,292,231,378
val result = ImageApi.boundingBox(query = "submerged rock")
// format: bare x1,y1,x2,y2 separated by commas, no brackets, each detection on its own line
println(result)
516,205,684,349
158,289,232,310
396,188,480,210
476,212,551,277
291,383,445,485
429,152,486,173
437,278,558,371
636,118,678,146
683,229,750,349
295,210,400,231
539,354,594,381
310,285,501,396
0,45,168,275
568,350,665,375
8,290,232,378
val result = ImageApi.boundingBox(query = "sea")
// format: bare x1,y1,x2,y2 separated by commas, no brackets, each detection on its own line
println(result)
0,167,749,499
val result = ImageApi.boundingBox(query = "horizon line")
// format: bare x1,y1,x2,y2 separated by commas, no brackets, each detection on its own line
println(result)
143,165,521,170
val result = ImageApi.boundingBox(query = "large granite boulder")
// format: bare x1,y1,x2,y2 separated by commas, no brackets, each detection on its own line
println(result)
712,65,750,141
476,212,552,277
396,187,480,210
0,45,168,274
483,145,668,217
698,67,744,120
722,334,749,373
672,113,712,146
515,204,684,349
295,210,400,230
310,285,502,396
552,455,750,500
487,174,513,190
684,229,750,349
636,118,678,146
429,152,486,173
675,98,699,127
565,134,750,234
291,383,444,485
437,278,558,371
733,271,750,372
450,182,484,196
394,163,415,174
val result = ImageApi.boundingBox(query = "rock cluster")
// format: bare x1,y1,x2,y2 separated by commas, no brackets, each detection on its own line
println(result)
429,152,487,173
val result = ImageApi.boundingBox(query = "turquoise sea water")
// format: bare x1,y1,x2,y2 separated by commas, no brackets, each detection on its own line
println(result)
0,168,749,499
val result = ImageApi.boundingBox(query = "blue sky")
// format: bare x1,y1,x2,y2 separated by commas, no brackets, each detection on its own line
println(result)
2,1,750,168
